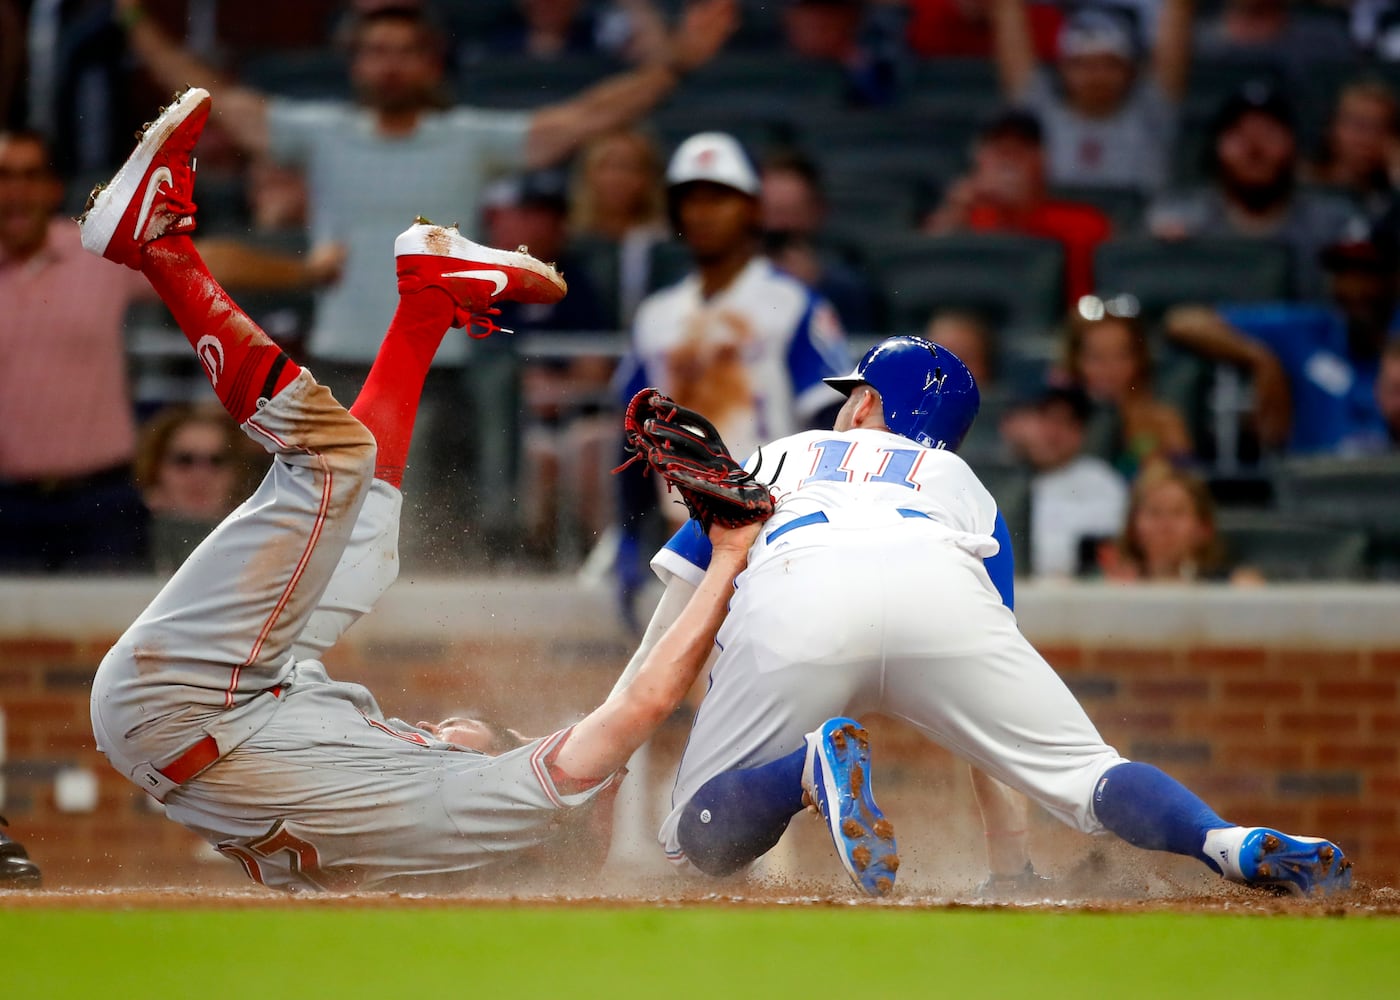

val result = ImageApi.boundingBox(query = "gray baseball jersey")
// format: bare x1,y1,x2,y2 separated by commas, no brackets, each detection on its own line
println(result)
91,373,618,891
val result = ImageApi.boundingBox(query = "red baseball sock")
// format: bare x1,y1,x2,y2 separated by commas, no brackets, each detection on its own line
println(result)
348,288,457,488
141,236,301,424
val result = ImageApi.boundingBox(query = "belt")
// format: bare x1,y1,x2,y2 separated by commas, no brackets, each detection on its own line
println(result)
154,684,284,786
157,734,220,784
764,507,934,545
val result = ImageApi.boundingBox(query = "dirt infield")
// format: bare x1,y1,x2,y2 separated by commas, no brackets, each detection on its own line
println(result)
6,856,1398,916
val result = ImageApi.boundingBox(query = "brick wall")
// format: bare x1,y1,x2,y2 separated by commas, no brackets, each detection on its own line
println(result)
2,580,1397,891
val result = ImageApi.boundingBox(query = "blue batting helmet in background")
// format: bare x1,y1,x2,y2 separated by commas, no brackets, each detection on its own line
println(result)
822,336,980,451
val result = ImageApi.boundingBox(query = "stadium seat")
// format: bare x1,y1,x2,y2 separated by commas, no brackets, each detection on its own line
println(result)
1272,455,1400,578
456,55,623,109
1093,237,1292,323
966,457,1032,573
1049,185,1147,233
1215,510,1368,581
563,234,623,332
237,49,351,100
668,53,848,114
645,240,693,293
863,233,1064,336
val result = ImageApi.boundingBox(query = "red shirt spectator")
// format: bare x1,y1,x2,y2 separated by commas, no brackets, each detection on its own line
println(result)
925,110,1112,303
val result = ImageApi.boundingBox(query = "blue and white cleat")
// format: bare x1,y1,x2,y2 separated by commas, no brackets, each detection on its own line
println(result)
802,717,899,897
1238,828,1353,897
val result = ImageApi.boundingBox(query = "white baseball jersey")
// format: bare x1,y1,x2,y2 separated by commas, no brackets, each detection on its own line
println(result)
91,373,619,892
617,257,851,463
647,426,1126,868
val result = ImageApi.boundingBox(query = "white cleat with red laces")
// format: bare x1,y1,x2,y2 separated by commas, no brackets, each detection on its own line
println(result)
394,219,568,338
78,87,210,269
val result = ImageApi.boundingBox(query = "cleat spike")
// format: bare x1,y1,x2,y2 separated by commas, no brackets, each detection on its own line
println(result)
851,845,871,870
874,876,893,895
842,819,866,839
803,716,898,897
873,818,895,840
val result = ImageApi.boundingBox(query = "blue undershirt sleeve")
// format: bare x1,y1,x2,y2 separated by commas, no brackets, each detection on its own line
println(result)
985,511,1015,611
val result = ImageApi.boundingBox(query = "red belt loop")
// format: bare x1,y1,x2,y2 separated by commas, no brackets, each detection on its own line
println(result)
157,734,220,785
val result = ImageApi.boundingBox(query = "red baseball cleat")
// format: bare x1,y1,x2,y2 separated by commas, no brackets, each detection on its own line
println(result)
78,87,210,269
394,218,568,338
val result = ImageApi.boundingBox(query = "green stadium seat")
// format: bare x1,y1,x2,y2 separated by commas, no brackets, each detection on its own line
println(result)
238,50,350,100
645,240,692,294
456,56,623,109
863,233,1064,336
1215,510,1369,581
1272,455,1400,577
1050,185,1147,233
1093,237,1292,323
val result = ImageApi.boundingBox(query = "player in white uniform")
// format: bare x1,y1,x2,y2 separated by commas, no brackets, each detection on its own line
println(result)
628,336,1354,898
81,89,764,892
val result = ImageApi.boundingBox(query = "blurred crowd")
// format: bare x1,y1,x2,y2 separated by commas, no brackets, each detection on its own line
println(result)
5,0,1400,596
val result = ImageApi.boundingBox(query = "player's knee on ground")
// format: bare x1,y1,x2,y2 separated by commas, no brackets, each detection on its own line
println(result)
675,779,795,878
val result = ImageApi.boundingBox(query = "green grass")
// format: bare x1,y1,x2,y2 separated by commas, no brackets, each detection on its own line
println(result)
4,907,1397,998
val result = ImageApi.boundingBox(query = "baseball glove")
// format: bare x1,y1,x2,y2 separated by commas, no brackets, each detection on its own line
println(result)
615,388,775,531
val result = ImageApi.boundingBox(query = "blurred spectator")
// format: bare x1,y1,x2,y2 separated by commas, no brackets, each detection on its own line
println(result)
116,0,735,563
1305,79,1400,221
1341,339,1400,454
783,0,906,106
1353,0,1400,60
1148,82,1357,300
1099,466,1262,583
476,0,666,64
1165,231,1398,455
990,0,1194,193
479,169,614,557
1064,292,1192,477
569,126,667,326
907,0,1062,60
925,308,994,389
135,403,263,573
760,149,877,332
924,109,1112,304
1003,386,1128,578
1195,0,1355,79
117,0,733,369
0,129,150,572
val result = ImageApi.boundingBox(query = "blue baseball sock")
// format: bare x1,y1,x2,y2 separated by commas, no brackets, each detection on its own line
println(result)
1092,762,1233,873
676,745,808,877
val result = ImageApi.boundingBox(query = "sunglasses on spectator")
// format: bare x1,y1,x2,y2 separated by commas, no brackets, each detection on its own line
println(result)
1076,293,1141,322
167,451,229,469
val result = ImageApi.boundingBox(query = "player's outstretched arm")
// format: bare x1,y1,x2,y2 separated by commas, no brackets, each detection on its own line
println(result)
554,520,760,781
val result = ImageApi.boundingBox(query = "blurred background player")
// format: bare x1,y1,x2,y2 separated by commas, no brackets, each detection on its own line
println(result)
613,130,850,616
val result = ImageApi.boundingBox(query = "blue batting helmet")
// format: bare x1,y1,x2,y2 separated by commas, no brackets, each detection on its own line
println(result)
823,336,980,451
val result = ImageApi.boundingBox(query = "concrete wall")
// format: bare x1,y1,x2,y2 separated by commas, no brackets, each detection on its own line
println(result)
2,577,1397,890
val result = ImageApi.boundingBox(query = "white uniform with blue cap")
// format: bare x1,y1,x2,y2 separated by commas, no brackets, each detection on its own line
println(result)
648,425,1126,867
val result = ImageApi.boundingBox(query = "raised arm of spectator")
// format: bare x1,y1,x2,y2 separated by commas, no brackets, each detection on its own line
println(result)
194,239,345,291
1152,0,1195,102
116,0,269,155
524,0,737,168
990,0,1038,101
1165,304,1293,449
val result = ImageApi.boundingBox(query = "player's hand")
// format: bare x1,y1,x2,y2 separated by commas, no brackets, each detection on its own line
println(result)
709,519,762,561
306,241,347,286
665,0,738,75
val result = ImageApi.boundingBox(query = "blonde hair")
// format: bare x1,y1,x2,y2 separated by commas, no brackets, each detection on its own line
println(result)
569,128,666,235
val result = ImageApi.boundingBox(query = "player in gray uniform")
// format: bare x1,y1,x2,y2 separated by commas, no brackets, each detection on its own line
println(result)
81,89,762,891
628,337,1354,899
